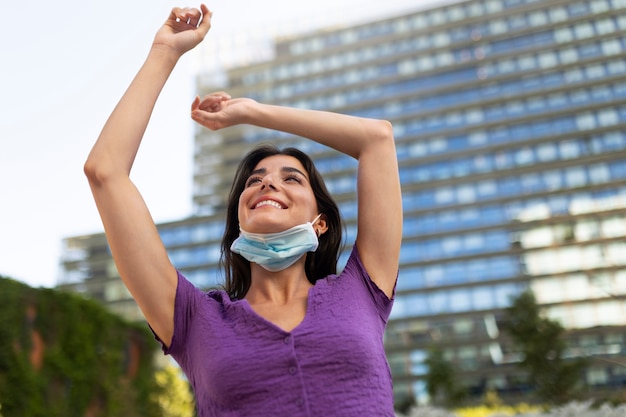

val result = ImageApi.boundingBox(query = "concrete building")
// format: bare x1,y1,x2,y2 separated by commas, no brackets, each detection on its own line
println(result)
60,0,626,405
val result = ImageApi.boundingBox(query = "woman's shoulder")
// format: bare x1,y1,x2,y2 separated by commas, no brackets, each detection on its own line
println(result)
176,270,231,306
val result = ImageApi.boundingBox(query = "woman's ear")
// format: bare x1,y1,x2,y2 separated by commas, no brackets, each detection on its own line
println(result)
315,214,329,237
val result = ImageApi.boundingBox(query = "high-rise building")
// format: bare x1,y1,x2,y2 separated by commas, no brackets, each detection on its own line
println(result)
60,0,626,405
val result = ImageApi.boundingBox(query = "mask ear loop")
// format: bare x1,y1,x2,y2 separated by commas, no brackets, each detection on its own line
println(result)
312,213,323,237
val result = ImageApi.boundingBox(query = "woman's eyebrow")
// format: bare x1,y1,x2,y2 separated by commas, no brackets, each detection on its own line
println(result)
248,166,308,179
282,166,308,178
249,168,266,176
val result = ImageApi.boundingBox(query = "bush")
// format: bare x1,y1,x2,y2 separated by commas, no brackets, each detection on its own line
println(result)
397,401,626,417
0,276,163,417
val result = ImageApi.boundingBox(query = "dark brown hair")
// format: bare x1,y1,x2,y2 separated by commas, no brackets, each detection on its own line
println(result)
220,145,342,300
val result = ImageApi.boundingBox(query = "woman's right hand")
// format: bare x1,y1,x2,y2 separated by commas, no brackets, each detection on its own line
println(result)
153,4,212,56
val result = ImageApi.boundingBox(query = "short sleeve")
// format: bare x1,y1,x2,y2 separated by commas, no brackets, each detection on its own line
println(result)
341,244,397,322
152,270,206,359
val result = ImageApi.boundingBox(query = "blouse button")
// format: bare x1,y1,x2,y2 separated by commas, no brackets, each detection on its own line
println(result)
289,366,297,374
283,336,291,344
296,398,304,407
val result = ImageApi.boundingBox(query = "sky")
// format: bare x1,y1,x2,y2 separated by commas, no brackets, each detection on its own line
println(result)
0,0,437,288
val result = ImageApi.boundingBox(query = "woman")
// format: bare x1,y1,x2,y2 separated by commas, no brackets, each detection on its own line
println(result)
84,4,402,416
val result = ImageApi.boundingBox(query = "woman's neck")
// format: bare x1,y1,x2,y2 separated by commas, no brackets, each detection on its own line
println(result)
246,261,312,305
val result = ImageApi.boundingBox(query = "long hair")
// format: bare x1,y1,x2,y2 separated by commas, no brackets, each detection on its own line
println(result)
220,145,342,300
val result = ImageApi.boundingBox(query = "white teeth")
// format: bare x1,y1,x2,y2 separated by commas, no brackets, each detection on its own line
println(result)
255,200,283,209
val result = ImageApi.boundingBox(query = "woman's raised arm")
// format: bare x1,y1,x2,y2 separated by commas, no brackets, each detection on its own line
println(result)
192,95,402,298
84,5,211,346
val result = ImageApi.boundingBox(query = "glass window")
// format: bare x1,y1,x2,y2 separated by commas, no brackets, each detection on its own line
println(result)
449,289,472,312
464,233,484,251
569,2,589,16
466,108,484,124
433,32,450,47
468,2,484,17
549,7,568,22
560,47,578,64
457,184,477,203
448,6,465,21
548,93,567,108
489,19,507,35
571,303,598,329
576,112,597,129
602,216,626,237
590,0,611,12
598,109,619,126
498,59,515,73
538,52,558,68
560,140,582,159
473,286,494,310
442,237,462,256
477,180,498,196
429,291,449,314
405,294,429,316
596,18,616,35
494,284,521,308
610,63,626,79
515,147,534,165
602,39,622,55
527,97,545,111
529,11,548,26
485,0,503,13
574,22,595,39
509,15,527,30
564,68,584,83
435,187,455,204
518,55,536,70
554,27,573,43
565,167,587,187
543,170,563,190
586,64,605,79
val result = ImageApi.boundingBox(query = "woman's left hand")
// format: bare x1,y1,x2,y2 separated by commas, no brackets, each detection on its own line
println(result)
191,92,256,130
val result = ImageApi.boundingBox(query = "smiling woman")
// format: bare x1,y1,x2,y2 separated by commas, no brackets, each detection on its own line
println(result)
83,4,402,417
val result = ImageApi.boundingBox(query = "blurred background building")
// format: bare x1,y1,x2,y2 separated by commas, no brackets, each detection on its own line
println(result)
59,0,626,405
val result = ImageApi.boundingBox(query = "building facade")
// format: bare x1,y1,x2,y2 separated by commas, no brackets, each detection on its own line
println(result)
60,0,626,405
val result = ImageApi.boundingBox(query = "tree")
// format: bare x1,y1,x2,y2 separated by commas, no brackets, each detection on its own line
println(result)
424,346,466,408
153,364,195,417
0,276,163,417
504,290,587,404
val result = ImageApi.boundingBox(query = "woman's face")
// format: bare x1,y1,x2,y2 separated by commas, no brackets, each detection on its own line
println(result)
238,155,319,234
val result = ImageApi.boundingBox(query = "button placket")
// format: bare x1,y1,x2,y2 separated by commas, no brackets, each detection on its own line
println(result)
281,333,307,413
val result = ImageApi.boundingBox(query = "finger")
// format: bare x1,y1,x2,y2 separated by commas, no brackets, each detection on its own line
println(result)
198,93,230,110
168,7,182,24
191,110,220,131
191,96,200,111
198,98,222,112
197,4,212,35
185,7,202,27
170,7,200,26
205,91,231,101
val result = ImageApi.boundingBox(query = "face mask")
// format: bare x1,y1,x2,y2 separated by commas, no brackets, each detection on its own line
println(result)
231,214,323,272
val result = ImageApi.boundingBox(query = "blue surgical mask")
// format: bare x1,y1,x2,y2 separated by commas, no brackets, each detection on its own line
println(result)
231,214,323,272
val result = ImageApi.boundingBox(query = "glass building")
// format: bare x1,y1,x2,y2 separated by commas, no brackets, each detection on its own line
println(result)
60,0,626,405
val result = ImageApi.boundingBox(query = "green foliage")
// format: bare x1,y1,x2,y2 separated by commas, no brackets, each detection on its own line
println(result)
504,290,588,405
0,276,164,417
153,364,195,417
424,346,467,408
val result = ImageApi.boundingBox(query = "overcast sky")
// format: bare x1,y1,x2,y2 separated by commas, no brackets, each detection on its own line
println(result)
0,0,438,288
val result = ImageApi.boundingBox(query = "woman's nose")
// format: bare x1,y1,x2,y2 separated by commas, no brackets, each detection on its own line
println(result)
260,175,277,190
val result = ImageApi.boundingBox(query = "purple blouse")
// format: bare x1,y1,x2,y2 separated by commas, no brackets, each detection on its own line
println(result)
157,245,396,417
